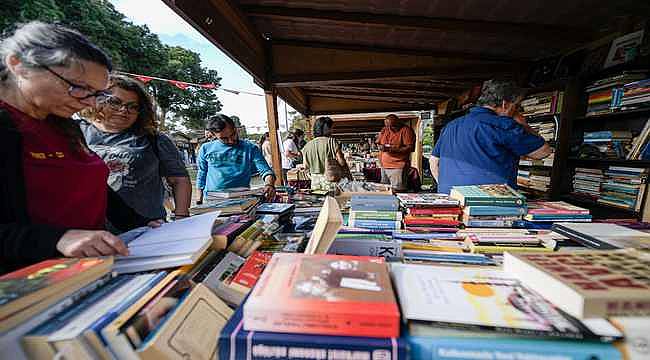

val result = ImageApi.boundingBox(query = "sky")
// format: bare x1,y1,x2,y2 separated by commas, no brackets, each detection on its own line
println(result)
110,0,295,133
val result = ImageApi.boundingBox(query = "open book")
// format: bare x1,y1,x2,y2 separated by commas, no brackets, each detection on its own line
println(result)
115,211,221,273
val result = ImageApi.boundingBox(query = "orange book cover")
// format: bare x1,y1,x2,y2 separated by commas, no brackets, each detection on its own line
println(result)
229,251,273,292
243,253,400,338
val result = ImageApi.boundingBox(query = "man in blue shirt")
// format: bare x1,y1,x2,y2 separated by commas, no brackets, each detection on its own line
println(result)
430,80,552,194
197,114,276,201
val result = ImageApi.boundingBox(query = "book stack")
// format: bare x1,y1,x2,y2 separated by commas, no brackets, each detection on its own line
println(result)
520,91,563,117
396,193,462,231
619,78,650,110
221,254,404,359
583,130,633,159
572,167,604,198
585,72,647,116
328,232,402,259
598,166,648,211
519,152,554,167
286,168,311,189
450,184,527,228
524,201,592,223
517,167,552,192
348,194,401,230
391,263,624,360
627,118,650,160
530,120,556,141
189,196,259,216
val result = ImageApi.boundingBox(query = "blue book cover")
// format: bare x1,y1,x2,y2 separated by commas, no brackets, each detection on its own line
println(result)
350,219,401,230
465,206,525,216
350,195,399,211
219,306,407,360
408,333,621,360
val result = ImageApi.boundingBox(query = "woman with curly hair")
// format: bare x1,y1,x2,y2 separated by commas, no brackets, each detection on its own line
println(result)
79,74,192,223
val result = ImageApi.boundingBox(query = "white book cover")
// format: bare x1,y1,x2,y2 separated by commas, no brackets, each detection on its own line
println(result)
389,263,620,340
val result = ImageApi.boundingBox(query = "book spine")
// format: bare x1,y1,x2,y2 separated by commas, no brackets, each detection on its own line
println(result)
243,309,399,338
465,220,515,228
408,335,621,360
349,211,402,221
464,198,525,207
328,239,402,259
220,322,405,360
350,219,401,230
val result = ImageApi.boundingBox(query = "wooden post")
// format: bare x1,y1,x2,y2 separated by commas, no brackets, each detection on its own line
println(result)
265,88,284,185
412,117,423,175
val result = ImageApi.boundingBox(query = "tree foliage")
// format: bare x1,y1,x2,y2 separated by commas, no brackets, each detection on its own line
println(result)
1,0,222,131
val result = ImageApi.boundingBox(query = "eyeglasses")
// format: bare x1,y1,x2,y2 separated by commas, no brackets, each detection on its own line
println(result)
42,66,109,100
97,95,141,114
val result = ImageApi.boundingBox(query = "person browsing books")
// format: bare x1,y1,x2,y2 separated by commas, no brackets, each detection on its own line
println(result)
196,114,276,202
79,74,192,223
302,116,352,190
282,128,304,180
0,22,158,274
376,114,416,191
430,79,552,194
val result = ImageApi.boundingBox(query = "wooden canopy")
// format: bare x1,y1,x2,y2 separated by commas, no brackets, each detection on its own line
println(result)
161,0,649,182
163,0,648,115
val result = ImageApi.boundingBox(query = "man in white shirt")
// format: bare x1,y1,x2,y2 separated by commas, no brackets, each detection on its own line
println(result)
281,129,304,181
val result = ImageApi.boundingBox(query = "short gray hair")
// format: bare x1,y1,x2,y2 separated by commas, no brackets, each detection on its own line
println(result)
0,21,112,83
476,79,524,107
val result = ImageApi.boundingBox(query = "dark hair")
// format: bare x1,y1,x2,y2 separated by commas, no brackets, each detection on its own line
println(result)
313,116,333,137
0,21,112,82
0,21,113,153
84,74,158,136
287,128,304,140
206,113,235,133
476,79,524,107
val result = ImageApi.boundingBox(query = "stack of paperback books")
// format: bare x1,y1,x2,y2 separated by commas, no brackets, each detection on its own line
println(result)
524,201,592,223
530,120,556,141
598,166,648,211
392,263,625,360
450,184,526,228
584,72,647,116
218,254,406,359
348,194,401,230
619,78,650,110
517,167,551,192
572,167,604,198
582,130,633,159
397,193,461,231
520,91,564,117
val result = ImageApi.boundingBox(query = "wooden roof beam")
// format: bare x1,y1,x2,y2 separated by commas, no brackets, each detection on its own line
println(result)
163,0,268,86
243,5,593,42
305,84,453,97
273,64,515,87
304,89,445,104
270,38,529,63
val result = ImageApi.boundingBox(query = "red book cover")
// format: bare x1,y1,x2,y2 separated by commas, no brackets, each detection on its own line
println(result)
404,217,461,226
408,208,462,216
527,201,590,215
0,257,112,319
244,254,400,338
229,251,273,291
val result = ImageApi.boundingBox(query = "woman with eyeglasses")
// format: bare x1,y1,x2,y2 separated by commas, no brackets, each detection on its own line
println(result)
0,22,157,274
79,74,192,223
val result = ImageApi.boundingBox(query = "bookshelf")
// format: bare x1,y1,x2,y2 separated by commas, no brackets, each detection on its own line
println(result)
557,68,650,221
518,78,582,200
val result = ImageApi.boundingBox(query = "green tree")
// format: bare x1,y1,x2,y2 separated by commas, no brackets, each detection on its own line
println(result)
1,0,222,131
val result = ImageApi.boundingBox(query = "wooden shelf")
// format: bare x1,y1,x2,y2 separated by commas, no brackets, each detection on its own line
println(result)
576,108,650,121
561,194,639,215
567,158,650,167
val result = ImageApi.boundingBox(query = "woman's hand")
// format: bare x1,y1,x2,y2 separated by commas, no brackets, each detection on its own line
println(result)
57,230,129,257
263,184,276,201
147,219,164,227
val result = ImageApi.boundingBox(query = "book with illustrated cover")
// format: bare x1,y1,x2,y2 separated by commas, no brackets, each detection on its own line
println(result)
504,250,650,318
244,254,400,338
390,263,622,341
450,184,526,207
408,323,621,360
0,258,112,332
255,203,295,215
220,305,406,360
229,251,273,293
